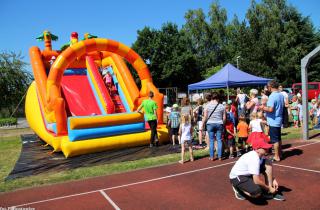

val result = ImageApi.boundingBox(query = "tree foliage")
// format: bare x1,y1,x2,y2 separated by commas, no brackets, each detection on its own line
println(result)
240,0,320,84
132,23,201,90
182,3,229,74
0,52,32,116
132,0,319,89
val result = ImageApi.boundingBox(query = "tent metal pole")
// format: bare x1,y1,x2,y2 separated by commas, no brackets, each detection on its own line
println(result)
227,83,230,103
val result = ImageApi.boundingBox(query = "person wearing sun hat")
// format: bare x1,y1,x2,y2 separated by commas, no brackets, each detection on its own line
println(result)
168,104,181,145
229,139,285,201
172,103,179,108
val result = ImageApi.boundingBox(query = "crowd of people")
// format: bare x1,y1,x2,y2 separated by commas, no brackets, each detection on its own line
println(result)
138,80,320,202
165,80,320,160
278,85,320,129
165,80,288,162
166,80,287,201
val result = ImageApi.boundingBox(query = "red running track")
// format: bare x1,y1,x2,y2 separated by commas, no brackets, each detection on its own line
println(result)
1,139,320,210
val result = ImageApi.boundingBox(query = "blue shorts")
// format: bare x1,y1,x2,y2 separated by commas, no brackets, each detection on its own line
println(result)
269,126,281,143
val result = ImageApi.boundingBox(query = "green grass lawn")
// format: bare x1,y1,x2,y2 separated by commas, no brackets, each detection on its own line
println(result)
0,126,319,192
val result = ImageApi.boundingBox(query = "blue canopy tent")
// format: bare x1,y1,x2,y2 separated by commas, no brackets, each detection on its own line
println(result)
188,63,272,100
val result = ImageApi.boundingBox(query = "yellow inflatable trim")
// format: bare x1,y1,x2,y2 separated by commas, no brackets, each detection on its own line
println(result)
25,82,62,152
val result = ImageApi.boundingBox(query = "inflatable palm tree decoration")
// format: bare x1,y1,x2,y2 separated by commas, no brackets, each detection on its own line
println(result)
83,33,98,40
60,32,98,51
36,30,58,51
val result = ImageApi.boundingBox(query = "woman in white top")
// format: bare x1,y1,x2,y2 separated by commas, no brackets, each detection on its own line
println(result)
246,89,260,114
236,88,248,115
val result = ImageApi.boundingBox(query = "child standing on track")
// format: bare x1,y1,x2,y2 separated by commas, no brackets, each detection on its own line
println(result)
225,112,238,158
247,112,269,147
310,99,318,127
237,114,249,153
314,101,320,129
297,98,303,127
179,114,194,164
168,104,181,146
290,96,299,128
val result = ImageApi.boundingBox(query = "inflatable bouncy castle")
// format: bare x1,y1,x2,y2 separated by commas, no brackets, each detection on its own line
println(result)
26,31,169,157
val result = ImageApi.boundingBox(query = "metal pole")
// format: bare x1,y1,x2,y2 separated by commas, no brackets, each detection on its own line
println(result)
301,61,309,141
166,89,168,105
175,87,178,103
301,45,320,140
227,83,230,102
236,56,241,69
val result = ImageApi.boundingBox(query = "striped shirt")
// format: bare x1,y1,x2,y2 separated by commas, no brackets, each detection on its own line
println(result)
169,111,180,128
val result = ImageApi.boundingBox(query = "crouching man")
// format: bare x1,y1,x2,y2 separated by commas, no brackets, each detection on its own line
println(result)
229,139,285,201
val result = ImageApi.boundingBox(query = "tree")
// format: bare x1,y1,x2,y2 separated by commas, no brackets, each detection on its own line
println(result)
183,8,211,71
131,0,320,90
182,1,231,77
241,0,320,85
202,64,223,79
0,52,32,117
132,23,200,90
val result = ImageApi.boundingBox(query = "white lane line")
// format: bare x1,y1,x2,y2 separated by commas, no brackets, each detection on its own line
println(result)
10,141,320,208
282,141,320,152
103,161,236,191
10,191,103,208
274,164,320,174
11,161,236,208
99,190,121,210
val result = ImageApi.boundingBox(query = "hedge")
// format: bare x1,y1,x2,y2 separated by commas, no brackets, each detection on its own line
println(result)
0,118,18,127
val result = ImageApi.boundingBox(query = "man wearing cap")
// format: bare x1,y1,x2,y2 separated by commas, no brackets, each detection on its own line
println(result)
229,140,285,201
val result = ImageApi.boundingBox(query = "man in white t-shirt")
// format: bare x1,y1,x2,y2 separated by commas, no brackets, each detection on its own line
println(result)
229,140,285,201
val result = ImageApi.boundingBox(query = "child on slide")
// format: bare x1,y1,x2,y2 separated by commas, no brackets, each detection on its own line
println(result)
103,72,113,92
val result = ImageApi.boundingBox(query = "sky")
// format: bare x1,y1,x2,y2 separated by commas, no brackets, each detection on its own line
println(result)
0,0,319,71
